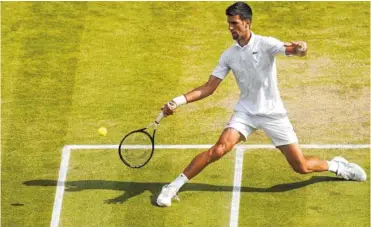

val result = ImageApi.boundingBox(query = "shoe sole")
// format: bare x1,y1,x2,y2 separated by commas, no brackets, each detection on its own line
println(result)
156,199,170,207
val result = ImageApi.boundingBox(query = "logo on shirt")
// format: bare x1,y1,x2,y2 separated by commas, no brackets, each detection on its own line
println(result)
252,51,258,55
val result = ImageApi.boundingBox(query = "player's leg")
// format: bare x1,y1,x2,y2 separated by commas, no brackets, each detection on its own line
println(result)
156,128,243,207
182,127,244,180
279,143,367,181
278,143,328,173
157,111,254,207
261,114,367,181
180,111,255,181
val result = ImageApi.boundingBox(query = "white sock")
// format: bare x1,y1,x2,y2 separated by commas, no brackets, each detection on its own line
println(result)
169,173,189,191
327,160,339,173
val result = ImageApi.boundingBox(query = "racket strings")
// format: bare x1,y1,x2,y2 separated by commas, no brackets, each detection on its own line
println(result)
120,131,153,167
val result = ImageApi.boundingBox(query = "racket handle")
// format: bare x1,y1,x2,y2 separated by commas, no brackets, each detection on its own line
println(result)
155,111,164,124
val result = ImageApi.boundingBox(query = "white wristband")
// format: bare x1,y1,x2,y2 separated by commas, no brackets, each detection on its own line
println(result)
172,95,187,106
298,41,307,52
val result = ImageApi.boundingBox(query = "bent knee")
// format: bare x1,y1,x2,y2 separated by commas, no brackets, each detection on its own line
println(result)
208,143,231,162
292,163,310,174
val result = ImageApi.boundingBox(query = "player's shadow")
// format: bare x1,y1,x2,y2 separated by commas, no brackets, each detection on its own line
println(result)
24,176,343,206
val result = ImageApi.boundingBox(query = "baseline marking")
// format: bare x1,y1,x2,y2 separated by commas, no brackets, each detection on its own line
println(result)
51,144,370,227
65,144,371,150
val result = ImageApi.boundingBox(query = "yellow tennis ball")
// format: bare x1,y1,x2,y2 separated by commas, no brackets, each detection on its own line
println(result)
98,127,107,136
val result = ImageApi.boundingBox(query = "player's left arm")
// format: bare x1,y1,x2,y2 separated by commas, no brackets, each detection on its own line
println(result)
284,41,307,57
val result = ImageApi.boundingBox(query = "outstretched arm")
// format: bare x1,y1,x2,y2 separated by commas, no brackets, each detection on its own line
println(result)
162,75,222,116
284,41,307,57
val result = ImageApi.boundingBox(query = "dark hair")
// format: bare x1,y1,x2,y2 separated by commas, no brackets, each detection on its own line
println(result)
226,2,253,21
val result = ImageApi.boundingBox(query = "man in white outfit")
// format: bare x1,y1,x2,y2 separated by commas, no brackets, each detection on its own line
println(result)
157,1,367,207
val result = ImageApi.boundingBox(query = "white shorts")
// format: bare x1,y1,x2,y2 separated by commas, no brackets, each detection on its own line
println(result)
226,111,298,147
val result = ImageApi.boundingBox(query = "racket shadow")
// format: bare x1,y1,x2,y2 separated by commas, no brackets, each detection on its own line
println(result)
24,176,343,205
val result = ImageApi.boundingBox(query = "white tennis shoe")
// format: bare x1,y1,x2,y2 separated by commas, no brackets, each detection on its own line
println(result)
156,184,180,207
332,157,367,182
331,156,349,164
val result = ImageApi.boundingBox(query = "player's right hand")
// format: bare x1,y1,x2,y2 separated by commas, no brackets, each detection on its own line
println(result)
161,101,177,117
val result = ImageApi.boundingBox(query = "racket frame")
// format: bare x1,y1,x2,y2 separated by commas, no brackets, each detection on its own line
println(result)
118,111,164,168
118,127,157,168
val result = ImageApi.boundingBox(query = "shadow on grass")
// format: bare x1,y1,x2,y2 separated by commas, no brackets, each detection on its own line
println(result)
24,176,343,205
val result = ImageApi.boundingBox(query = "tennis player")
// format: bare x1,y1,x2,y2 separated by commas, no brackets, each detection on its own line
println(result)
157,2,367,207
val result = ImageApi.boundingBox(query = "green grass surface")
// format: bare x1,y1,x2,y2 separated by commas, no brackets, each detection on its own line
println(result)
61,149,233,227
2,2,370,227
241,149,370,227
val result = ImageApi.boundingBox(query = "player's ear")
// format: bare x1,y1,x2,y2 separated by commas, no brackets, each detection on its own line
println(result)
245,19,252,29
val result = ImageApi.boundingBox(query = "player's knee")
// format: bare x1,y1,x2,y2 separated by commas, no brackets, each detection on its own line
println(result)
292,163,310,174
208,143,230,162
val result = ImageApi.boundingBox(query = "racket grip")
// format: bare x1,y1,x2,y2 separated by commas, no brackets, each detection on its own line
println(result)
155,111,164,124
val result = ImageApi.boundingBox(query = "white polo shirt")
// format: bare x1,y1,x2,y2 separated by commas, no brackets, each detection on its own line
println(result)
212,32,287,115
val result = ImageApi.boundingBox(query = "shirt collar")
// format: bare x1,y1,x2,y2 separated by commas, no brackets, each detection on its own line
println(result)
235,31,255,48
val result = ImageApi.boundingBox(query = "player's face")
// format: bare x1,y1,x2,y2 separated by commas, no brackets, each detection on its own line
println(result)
227,15,250,41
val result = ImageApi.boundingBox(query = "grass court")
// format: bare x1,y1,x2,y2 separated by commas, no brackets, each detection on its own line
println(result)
2,2,370,227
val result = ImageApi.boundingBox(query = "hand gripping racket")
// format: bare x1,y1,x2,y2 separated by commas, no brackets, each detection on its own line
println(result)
118,107,170,168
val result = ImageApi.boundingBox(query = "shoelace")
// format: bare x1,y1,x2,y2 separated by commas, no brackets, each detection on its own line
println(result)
338,163,355,180
173,194,180,201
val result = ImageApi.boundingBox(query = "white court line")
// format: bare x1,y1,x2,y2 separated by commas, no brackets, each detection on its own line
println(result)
51,144,370,227
51,146,71,227
67,144,371,150
230,147,245,227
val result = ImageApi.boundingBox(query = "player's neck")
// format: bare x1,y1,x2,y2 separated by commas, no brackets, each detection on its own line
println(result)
238,31,252,47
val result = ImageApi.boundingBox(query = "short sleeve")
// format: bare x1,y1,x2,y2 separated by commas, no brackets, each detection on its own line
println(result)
264,36,286,56
211,52,230,80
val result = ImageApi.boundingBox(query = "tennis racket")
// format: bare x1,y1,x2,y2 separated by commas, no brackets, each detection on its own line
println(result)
118,106,171,168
